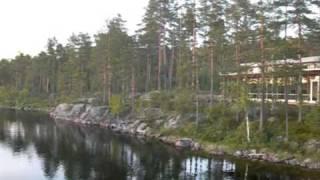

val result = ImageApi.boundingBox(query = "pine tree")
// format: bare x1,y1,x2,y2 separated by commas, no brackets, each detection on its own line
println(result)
226,0,255,122
138,0,171,91
199,0,227,106
77,33,92,96
288,0,317,122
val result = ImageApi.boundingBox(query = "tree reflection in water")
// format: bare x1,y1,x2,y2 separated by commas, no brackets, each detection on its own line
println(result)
0,109,319,180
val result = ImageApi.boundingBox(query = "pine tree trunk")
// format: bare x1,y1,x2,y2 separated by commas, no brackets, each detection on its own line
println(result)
298,55,303,123
103,63,107,104
271,76,276,112
192,38,196,90
169,47,175,90
46,77,50,94
298,13,303,123
210,42,214,106
157,4,164,91
131,67,136,114
145,53,151,92
235,22,241,122
39,75,42,93
80,63,84,97
259,14,265,131
284,1,289,141
163,45,167,90
158,43,162,91
284,60,289,141
192,6,199,126
107,58,112,104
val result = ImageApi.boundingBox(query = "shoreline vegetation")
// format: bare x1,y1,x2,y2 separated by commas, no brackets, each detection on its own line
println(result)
47,96,320,171
0,0,319,174
3,92,320,171
0,105,51,113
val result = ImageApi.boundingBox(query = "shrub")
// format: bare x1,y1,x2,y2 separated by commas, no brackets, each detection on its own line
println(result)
173,89,194,113
16,88,30,106
148,91,174,111
187,103,236,142
110,95,124,117
0,87,18,106
305,107,320,135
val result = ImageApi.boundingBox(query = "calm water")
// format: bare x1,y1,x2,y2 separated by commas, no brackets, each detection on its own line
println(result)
0,109,319,180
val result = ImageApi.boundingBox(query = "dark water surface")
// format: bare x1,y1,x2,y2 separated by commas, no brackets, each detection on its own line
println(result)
0,109,319,180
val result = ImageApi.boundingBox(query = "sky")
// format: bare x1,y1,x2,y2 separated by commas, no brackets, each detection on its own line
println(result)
0,0,148,59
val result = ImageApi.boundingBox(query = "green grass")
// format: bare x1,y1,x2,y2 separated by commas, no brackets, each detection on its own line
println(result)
155,100,320,160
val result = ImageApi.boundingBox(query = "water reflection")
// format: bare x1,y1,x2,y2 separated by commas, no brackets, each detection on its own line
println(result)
0,109,319,180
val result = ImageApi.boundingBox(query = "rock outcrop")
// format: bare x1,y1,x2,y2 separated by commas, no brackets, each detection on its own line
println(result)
51,103,109,124
175,138,194,149
50,99,155,138
50,101,202,152
50,99,320,170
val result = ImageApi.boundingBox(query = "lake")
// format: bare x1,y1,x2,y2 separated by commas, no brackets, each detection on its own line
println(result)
0,109,319,180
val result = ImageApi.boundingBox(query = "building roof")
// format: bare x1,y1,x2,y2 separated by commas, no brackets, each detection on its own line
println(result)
220,56,320,78
240,56,320,67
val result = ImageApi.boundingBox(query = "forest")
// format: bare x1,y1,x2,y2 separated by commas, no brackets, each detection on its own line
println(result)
0,0,320,153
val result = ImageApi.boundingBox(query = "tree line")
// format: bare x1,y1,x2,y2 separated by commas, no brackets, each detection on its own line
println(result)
0,0,319,134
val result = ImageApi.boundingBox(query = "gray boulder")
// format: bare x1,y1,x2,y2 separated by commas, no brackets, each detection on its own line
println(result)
304,139,320,153
164,115,180,129
51,103,74,120
175,138,194,149
70,104,86,117
51,103,110,125
136,123,148,135
234,150,242,157
285,159,299,166
87,98,100,105
308,162,320,169
81,106,108,122
192,142,201,151
127,120,141,134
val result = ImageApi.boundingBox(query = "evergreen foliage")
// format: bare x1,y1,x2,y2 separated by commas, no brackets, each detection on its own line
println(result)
0,0,319,150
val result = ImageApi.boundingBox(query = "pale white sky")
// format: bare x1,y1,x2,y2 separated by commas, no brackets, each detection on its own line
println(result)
0,0,148,59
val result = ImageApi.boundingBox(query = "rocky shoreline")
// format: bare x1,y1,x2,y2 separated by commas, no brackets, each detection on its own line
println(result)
0,105,51,113
46,101,320,170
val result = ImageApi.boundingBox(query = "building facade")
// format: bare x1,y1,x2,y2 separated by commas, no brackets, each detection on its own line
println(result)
220,56,320,104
